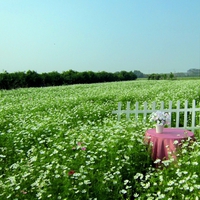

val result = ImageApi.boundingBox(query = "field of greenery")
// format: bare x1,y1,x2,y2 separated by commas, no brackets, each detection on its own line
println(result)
1,79,200,200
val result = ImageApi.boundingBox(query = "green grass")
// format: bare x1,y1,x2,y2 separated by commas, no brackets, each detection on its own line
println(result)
176,76,200,80
0,80,200,199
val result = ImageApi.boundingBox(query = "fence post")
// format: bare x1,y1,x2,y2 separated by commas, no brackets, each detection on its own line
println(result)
152,101,156,112
126,102,131,120
143,102,148,123
184,100,188,129
168,101,173,127
135,102,139,121
176,100,180,128
160,101,164,110
191,100,196,133
115,102,122,121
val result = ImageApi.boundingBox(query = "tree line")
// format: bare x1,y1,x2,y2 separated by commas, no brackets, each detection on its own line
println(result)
0,70,137,90
148,72,175,80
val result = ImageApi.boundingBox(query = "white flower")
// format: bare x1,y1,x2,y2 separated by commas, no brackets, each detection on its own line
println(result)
173,140,179,145
149,111,171,125
120,189,127,194
124,180,129,185
134,193,139,197
15,185,20,190
83,180,91,185
192,162,198,166
134,173,144,180
167,180,174,186
154,159,161,164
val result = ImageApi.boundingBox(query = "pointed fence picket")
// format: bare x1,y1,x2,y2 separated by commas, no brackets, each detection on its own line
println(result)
112,100,200,133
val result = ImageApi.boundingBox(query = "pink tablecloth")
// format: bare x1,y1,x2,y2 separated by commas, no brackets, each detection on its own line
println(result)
145,128,194,161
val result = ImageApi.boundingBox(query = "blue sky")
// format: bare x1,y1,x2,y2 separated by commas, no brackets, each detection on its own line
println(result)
0,0,200,74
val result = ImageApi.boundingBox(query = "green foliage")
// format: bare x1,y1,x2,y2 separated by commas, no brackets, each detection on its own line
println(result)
148,72,176,80
0,70,137,90
0,80,200,199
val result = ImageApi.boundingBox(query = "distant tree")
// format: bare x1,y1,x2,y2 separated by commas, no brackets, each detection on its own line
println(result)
41,73,51,87
148,73,161,80
159,74,167,80
96,71,115,82
0,71,10,89
148,72,176,80
129,71,137,80
148,73,154,80
10,72,26,88
0,69,138,90
154,74,160,80
174,72,187,77
87,71,98,83
113,71,123,81
187,68,200,77
169,72,174,80
120,71,131,80
62,70,78,85
25,70,42,87
48,71,63,86
133,70,144,78
114,71,137,81
75,71,98,84
75,71,88,84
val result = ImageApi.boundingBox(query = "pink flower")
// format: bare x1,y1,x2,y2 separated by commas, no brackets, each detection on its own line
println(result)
21,190,27,194
77,142,82,146
81,147,86,151
68,170,75,176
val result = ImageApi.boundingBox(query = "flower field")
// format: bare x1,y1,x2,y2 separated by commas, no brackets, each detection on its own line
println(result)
1,80,200,200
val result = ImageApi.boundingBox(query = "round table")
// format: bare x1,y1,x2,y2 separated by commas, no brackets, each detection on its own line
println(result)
145,128,194,161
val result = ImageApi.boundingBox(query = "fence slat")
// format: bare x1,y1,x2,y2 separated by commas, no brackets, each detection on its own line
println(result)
135,102,139,121
176,100,180,128
168,101,173,128
192,100,196,132
160,101,164,110
184,100,188,129
143,102,148,123
152,101,156,112
126,102,131,120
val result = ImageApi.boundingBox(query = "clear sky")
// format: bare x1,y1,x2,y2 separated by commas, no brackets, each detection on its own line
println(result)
0,0,200,74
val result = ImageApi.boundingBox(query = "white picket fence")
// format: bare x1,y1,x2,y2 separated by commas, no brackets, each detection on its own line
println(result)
112,100,200,132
